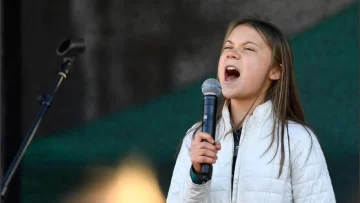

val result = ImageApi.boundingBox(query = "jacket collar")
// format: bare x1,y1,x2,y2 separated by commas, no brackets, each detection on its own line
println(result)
221,99,274,132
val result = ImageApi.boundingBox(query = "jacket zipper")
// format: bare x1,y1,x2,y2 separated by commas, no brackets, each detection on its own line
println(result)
231,115,250,203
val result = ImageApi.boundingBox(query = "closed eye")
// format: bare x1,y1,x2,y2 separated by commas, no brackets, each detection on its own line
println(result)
244,47,255,51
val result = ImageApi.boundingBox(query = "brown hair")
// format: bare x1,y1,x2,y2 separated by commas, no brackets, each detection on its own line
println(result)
189,18,313,178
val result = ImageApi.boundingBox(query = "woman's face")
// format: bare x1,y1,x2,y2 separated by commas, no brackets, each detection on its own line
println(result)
218,24,279,100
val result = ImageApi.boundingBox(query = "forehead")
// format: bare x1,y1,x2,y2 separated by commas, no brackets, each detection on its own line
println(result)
226,24,265,45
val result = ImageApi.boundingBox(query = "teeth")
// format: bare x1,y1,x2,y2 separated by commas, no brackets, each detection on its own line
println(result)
226,66,237,71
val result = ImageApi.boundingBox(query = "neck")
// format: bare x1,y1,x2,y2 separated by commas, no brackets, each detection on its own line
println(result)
229,97,265,126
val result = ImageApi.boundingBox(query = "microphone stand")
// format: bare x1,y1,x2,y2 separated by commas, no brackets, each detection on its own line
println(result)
0,37,86,201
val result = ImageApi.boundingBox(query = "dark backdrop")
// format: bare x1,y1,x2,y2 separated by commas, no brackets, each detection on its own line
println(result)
0,1,358,203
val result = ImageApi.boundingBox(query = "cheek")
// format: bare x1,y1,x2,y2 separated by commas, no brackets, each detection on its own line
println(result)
217,55,226,78
242,58,269,82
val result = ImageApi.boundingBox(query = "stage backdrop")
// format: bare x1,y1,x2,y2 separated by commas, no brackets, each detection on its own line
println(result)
20,4,359,203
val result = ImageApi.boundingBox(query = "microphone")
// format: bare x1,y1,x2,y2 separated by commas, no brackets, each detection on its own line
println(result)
200,78,222,178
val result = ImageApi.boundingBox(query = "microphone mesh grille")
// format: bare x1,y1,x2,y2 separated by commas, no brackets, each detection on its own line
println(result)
201,78,222,97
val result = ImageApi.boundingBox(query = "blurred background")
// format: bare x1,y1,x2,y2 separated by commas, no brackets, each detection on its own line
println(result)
0,0,359,202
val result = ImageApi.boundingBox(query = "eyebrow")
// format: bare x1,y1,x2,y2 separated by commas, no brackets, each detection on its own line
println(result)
225,40,260,48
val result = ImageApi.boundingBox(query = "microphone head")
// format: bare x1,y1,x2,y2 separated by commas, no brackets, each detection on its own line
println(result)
201,78,222,97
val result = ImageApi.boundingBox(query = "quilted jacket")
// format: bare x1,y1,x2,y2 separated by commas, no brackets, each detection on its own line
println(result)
167,100,336,203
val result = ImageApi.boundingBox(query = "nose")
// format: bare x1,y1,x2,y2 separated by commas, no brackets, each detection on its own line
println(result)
226,49,240,59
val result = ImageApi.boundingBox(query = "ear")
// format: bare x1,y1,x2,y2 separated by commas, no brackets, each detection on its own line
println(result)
268,65,281,80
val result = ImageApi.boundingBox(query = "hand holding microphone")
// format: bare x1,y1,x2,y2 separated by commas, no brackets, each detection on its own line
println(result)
190,78,222,178
190,132,221,175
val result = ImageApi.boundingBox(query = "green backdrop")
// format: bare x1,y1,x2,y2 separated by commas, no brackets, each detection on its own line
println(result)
21,4,358,203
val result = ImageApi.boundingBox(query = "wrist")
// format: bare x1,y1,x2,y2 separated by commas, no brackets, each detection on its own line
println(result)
190,165,210,184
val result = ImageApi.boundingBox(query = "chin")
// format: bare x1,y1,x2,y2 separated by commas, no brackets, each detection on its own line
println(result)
222,89,240,99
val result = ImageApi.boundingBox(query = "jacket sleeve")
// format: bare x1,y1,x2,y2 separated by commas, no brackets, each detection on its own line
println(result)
166,126,212,203
291,127,336,203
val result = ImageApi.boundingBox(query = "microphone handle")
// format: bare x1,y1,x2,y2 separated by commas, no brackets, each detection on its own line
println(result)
200,95,217,178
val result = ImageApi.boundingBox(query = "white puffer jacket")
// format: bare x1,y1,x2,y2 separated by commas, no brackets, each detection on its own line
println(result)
167,100,336,203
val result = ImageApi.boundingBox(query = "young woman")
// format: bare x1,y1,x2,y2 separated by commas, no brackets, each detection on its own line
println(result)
167,19,336,203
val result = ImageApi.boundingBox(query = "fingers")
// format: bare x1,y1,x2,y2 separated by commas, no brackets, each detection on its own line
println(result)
191,132,221,170
190,141,217,153
191,155,217,165
190,144,218,162
193,148,218,159
214,141,221,150
194,132,215,144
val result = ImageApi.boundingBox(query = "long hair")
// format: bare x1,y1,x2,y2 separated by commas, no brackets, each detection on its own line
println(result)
189,18,313,178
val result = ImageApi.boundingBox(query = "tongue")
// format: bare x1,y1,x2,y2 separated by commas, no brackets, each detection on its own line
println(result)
227,75,238,81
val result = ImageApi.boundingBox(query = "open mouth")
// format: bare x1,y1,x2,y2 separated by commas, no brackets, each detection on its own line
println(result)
225,66,240,82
